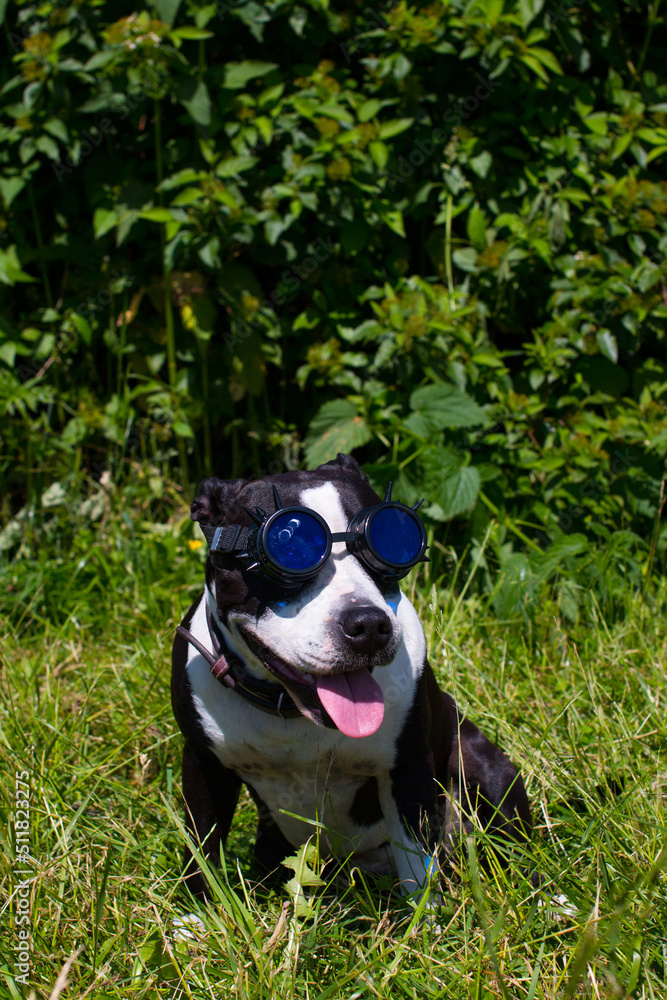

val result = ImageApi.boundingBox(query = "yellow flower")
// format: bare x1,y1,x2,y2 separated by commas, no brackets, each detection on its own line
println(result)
188,539,203,550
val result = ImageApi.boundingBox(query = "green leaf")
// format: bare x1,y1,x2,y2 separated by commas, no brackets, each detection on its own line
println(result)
469,150,492,178
139,208,175,223
431,466,481,520
531,535,588,584
83,50,118,72
43,118,69,143
35,135,60,161
583,112,609,135
377,208,405,237
0,246,36,285
68,313,92,344
369,141,388,169
0,341,17,366
358,99,382,122
556,187,590,203
518,0,540,28
215,155,259,178
452,247,478,273
467,205,487,251
378,118,413,140
611,133,634,160
173,421,194,438
305,399,373,467
178,80,212,127
527,46,563,74
0,175,26,208
158,168,207,191
405,383,486,436
93,207,117,238
519,53,549,82
596,330,618,364
646,145,667,164
170,26,214,40
223,61,278,90
155,0,182,27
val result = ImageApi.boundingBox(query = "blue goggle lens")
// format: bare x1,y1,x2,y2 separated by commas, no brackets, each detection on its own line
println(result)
266,511,328,571
368,507,423,565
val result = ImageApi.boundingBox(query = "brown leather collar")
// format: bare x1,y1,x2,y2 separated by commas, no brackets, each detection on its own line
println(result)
176,604,302,719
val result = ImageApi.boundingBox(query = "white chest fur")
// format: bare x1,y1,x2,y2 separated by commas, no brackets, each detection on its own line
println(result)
185,590,426,867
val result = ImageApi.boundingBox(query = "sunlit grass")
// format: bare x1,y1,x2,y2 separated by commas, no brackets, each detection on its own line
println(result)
1,508,666,998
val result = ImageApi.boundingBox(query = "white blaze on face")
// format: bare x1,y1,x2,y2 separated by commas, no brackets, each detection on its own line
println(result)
215,478,425,740
229,481,401,673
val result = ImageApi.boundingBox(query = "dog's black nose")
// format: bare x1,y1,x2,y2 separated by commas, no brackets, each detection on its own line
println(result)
338,606,393,655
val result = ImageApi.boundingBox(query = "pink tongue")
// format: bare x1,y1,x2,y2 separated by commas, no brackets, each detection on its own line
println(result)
316,668,385,738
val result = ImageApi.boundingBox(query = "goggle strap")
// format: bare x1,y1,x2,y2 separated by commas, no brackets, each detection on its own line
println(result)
199,524,251,555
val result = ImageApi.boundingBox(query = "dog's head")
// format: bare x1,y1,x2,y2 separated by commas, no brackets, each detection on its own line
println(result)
190,454,424,737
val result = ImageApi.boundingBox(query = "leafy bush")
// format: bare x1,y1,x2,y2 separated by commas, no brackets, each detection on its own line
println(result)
1,0,666,617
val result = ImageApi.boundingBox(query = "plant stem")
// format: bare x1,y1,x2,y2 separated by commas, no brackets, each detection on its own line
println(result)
637,0,662,76
199,339,212,476
155,97,189,487
28,181,53,309
478,490,542,552
445,192,454,310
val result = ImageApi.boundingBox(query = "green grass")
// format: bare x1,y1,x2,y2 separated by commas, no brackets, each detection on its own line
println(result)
1,495,667,999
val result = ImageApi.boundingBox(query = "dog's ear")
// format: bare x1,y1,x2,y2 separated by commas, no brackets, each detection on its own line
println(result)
318,453,368,481
191,477,248,524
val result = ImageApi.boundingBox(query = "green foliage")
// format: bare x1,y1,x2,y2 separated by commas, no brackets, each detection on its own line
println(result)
1,0,666,615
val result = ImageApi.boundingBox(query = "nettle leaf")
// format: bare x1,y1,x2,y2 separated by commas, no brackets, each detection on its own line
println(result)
223,61,278,90
428,466,481,521
305,399,372,467
405,384,486,437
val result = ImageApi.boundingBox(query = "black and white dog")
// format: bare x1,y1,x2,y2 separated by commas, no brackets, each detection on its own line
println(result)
172,454,530,898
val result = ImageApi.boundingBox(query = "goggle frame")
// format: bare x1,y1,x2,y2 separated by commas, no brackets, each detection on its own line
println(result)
199,483,429,588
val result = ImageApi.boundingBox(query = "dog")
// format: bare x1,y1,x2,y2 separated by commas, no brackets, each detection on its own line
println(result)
172,454,530,898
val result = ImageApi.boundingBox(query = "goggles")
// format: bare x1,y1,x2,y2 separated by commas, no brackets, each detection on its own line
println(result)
199,483,429,588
